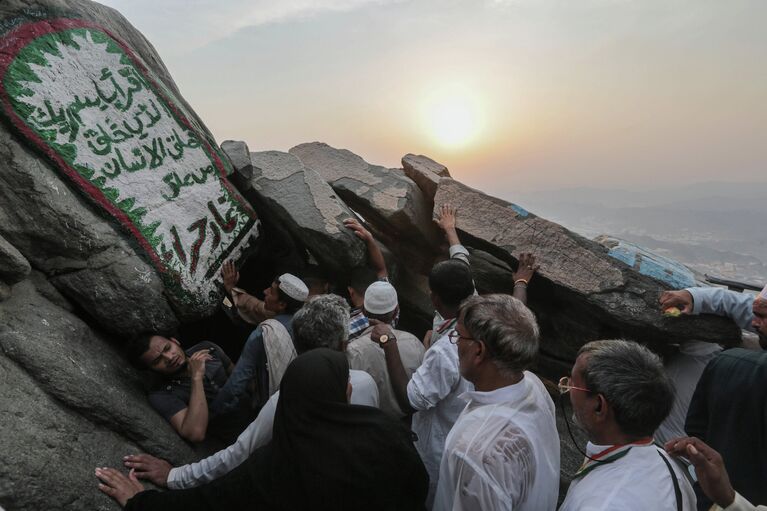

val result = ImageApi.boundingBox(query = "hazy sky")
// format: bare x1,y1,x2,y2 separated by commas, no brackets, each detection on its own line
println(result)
97,0,767,195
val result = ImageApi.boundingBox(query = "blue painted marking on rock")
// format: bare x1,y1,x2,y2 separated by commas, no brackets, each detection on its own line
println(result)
607,247,637,268
604,238,696,288
510,204,529,218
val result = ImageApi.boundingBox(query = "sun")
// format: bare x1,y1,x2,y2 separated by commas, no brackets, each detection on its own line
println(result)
421,86,484,149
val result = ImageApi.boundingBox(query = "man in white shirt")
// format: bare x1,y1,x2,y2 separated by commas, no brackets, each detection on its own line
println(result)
346,281,425,417
434,294,560,511
559,340,696,511
371,256,475,506
122,294,379,489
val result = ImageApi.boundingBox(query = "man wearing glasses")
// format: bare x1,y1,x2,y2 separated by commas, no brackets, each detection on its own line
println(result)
433,294,560,511
559,340,696,510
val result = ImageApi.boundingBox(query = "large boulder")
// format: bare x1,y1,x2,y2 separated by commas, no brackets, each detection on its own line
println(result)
0,2,260,332
401,153,450,202
290,142,438,249
247,150,366,276
0,279,195,510
434,178,741,359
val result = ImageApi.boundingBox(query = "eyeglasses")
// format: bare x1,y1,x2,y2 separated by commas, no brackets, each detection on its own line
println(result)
448,330,476,345
558,376,591,395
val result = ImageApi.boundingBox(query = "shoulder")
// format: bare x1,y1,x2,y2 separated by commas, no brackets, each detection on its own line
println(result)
350,369,376,387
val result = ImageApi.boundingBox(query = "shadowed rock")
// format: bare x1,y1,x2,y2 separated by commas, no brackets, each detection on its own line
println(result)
0,234,30,286
221,140,254,191
247,150,367,276
0,281,195,462
435,178,741,359
290,142,438,248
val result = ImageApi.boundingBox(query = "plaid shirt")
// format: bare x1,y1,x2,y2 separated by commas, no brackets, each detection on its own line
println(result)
348,308,370,340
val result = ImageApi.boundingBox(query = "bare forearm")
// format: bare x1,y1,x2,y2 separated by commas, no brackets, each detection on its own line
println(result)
181,378,208,441
383,342,415,414
367,239,388,279
444,227,460,247
512,284,528,305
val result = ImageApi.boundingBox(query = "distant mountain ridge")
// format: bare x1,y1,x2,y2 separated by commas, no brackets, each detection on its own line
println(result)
511,181,767,284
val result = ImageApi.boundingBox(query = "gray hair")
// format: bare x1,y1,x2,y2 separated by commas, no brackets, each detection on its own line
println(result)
577,340,674,438
459,294,540,375
292,294,350,354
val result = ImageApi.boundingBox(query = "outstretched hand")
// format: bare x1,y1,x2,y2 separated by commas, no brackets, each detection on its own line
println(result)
123,453,172,488
343,218,373,243
513,253,539,283
665,437,735,507
659,290,694,314
96,467,144,508
434,204,457,232
221,260,240,294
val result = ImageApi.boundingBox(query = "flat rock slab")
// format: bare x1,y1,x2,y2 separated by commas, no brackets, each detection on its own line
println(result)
401,153,450,201
249,150,366,275
290,142,437,247
435,178,740,357
0,4,260,321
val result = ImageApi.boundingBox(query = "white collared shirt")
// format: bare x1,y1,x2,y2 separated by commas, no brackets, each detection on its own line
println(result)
434,372,560,511
407,331,473,506
559,441,696,511
168,369,378,489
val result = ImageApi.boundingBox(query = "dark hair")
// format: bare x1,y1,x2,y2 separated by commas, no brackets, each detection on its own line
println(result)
429,259,474,308
348,268,379,295
274,280,305,314
125,332,156,369
363,309,397,325
577,340,674,438
459,294,539,374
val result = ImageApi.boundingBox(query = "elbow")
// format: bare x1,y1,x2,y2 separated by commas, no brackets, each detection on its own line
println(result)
180,427,207,443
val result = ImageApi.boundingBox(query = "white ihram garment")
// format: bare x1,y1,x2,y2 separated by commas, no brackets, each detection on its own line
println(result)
433,372,560,511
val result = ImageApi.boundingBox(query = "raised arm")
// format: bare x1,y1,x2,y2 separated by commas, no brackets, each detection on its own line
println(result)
512,253,538,305
370,322,415,414
169,350,212,443
344,217,388,279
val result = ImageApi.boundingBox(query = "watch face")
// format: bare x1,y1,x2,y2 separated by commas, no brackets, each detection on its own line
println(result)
379,334,389,344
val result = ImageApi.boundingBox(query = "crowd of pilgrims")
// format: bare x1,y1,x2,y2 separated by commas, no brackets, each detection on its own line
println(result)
93,206,767,511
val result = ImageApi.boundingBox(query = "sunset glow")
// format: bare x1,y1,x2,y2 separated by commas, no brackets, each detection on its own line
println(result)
420,86,484,150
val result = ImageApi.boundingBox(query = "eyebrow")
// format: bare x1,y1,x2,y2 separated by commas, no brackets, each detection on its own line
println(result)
150,343,170,366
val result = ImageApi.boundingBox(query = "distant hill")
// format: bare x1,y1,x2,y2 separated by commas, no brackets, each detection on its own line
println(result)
512,182,767,284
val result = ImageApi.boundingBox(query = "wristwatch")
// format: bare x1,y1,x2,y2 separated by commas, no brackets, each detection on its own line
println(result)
378,334,396,345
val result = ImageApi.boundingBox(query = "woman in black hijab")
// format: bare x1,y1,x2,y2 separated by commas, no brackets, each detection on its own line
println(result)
98,349,428,510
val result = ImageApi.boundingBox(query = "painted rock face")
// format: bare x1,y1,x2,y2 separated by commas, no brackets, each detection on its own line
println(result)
0,18,258,308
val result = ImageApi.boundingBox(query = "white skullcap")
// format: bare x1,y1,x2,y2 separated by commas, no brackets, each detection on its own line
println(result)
760,283,767,300
364,281,398,315
278,273,309,302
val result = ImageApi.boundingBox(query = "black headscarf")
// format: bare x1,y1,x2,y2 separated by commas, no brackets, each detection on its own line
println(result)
127,349,428,511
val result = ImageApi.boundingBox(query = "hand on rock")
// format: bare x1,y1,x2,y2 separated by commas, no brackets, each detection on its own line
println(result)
221,260,239,294
659,290,694,315
123,454,172,488
96,467,144,508
343,218,373,243
434,204,457,232
513,253,539,283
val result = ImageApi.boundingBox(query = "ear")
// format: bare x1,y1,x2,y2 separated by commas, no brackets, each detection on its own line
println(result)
473,339,489,363
593,394,610,422
170,337,181,346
